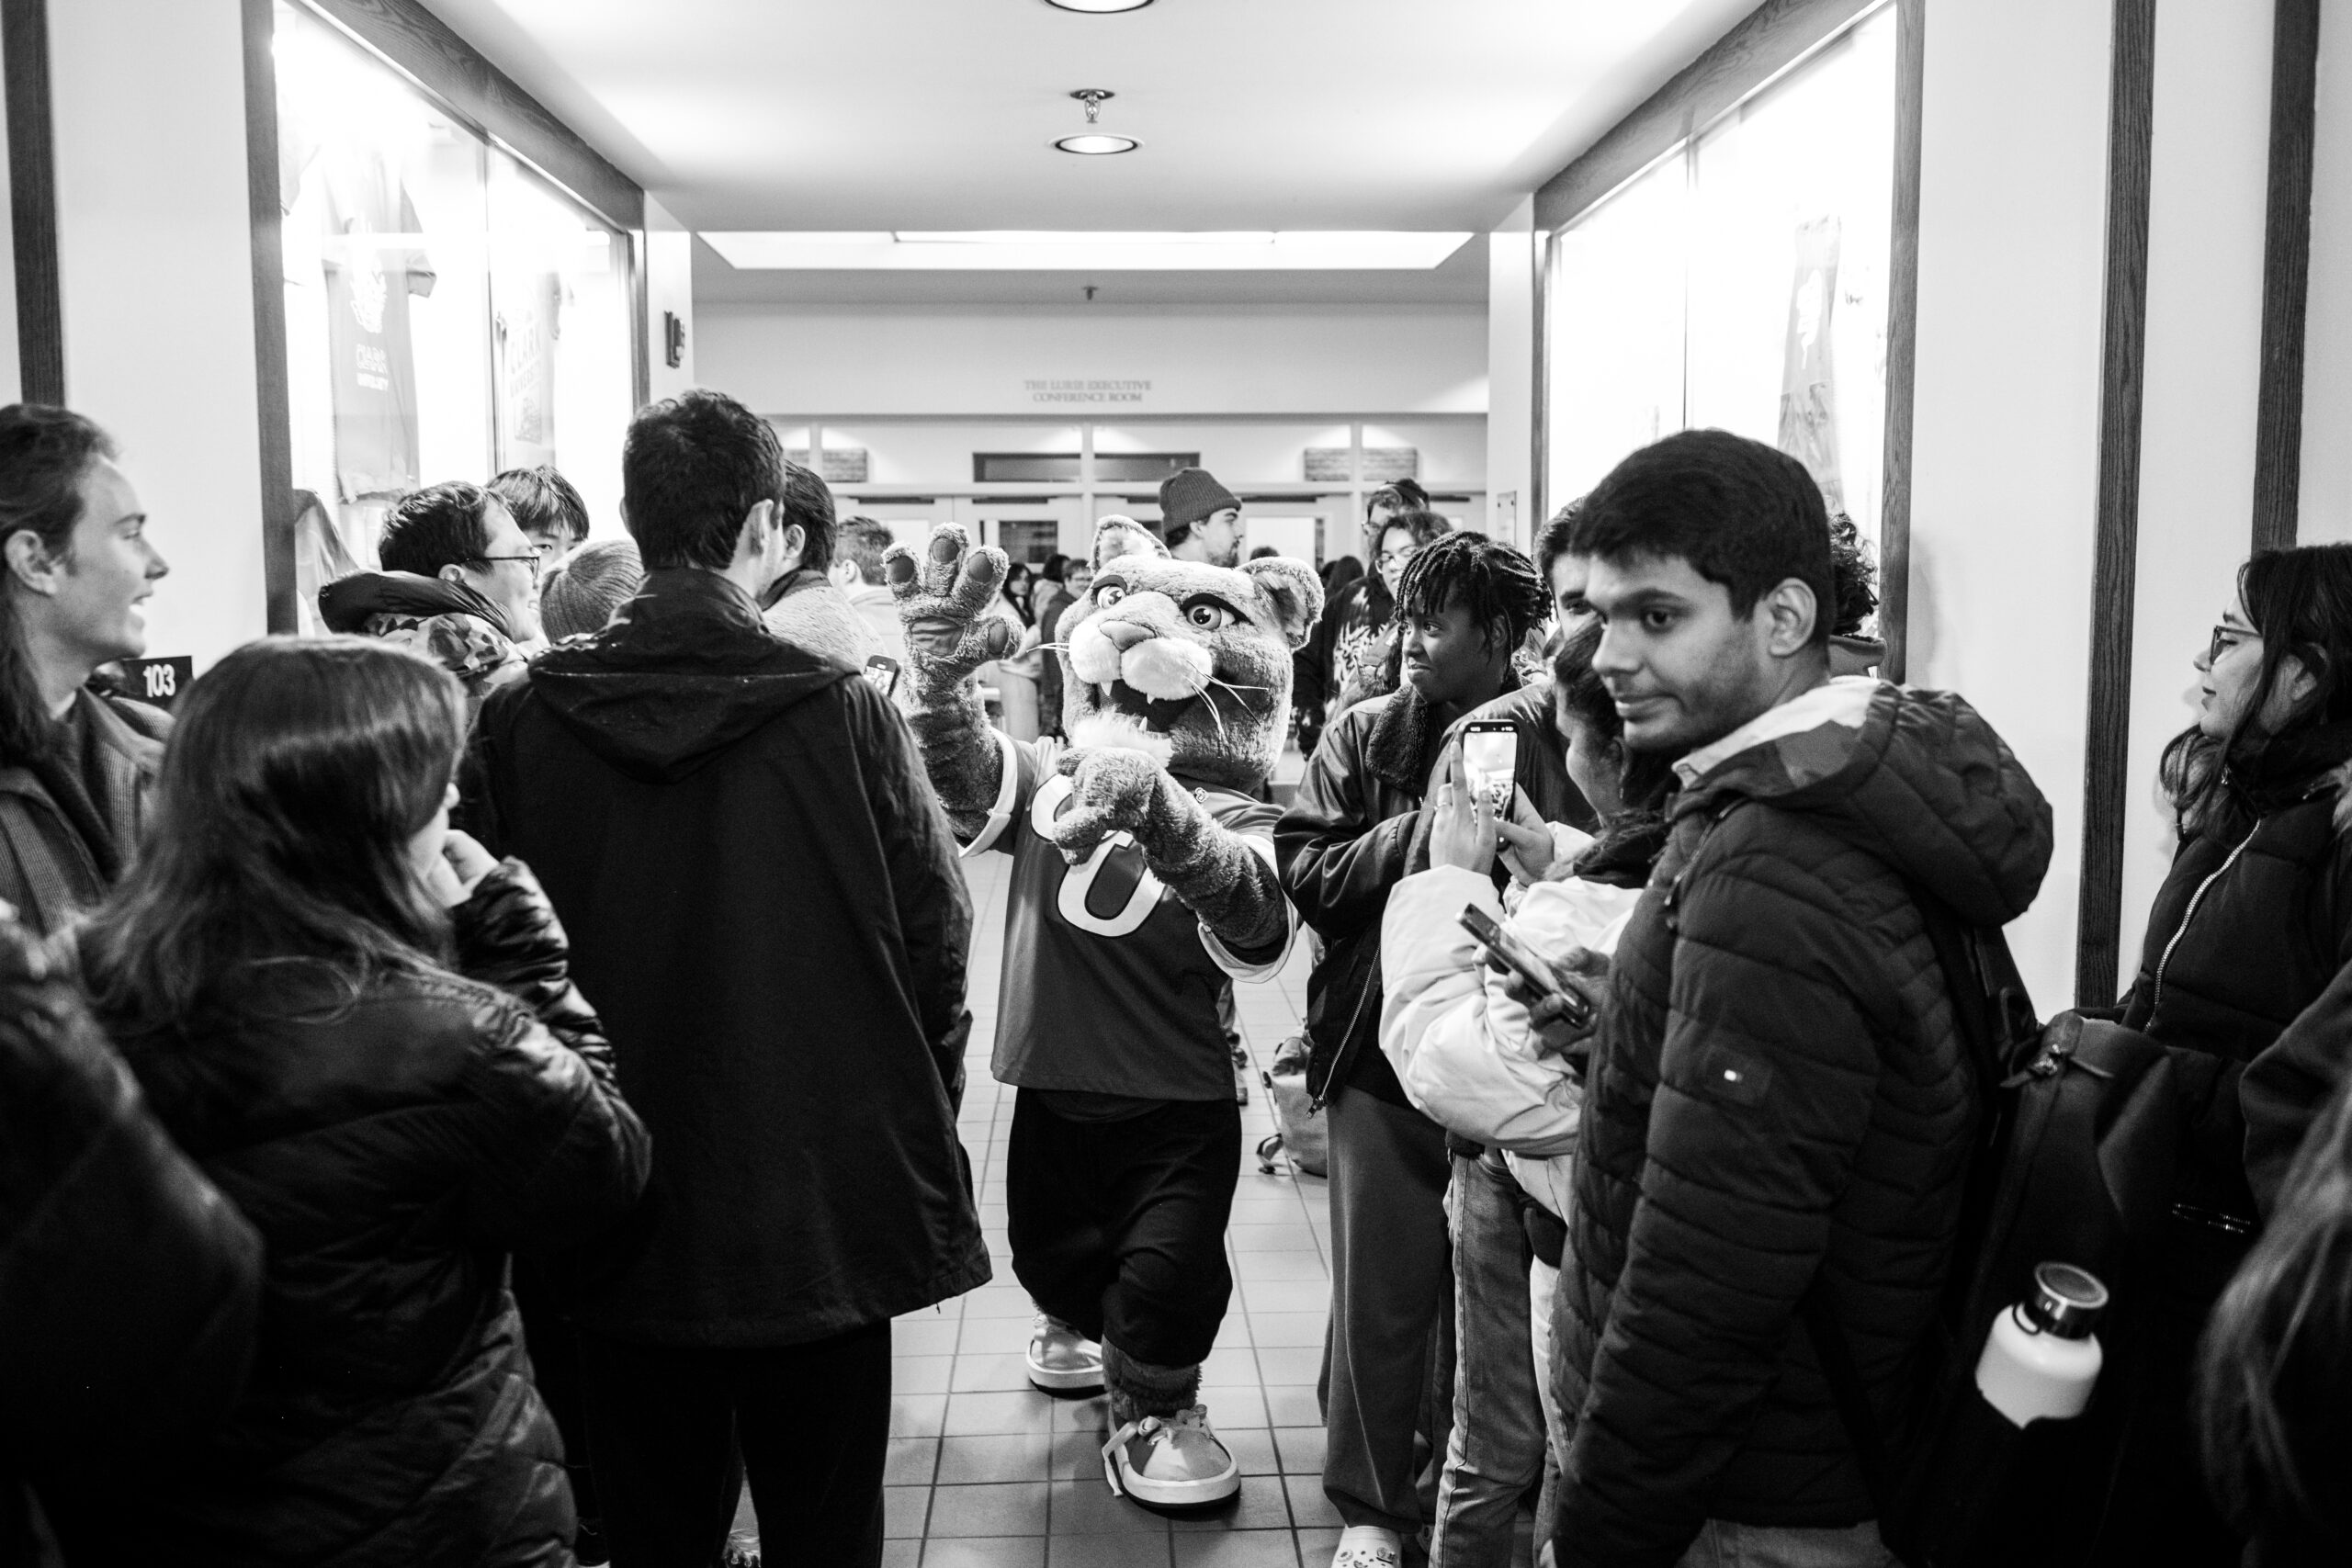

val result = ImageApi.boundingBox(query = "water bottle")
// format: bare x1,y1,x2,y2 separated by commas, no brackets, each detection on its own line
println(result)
1974,1261,2109,1427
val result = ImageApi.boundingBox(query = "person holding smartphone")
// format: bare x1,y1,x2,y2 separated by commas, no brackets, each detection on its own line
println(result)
1276,534,1550,1568
1374,620,1653,1566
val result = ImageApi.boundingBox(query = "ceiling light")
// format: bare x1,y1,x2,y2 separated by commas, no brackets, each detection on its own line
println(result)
700,232,1474,271
1057,89,1138,155
1045,0,1155,11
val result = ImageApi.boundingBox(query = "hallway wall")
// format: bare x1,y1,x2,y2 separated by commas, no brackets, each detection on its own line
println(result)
695,303,1489,421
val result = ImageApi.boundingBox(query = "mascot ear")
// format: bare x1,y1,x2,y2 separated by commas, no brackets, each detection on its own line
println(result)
1243,557,1325,650
1091,514,1169,569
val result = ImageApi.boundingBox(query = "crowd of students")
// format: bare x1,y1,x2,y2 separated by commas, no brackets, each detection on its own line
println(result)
3,392,2352,1568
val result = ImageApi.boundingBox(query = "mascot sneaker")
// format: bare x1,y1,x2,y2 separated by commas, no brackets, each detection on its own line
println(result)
1100,1404,1241,1506
1025,1314,1104,1393
1329,1525,1404,1567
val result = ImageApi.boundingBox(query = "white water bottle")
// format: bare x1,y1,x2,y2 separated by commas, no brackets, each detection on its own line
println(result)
1973,1261,2109,1427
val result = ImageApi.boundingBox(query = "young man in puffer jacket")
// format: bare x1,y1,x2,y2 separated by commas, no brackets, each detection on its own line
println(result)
1551,431,2053,1568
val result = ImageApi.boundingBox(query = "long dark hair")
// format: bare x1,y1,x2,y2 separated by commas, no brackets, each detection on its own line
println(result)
2160,545,2352,834
2197,1073,2352,1557
0,404,115,762
78,637,466,1033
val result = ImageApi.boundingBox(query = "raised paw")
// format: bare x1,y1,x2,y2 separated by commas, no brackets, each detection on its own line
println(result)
881,523,1018,680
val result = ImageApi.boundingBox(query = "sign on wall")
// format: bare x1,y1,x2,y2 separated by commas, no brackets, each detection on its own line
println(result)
1023,378,1151,406
1303,446,1419,483
786,447,870,483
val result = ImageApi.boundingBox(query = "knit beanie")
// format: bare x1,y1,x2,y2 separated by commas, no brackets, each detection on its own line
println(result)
1158,468,1240,531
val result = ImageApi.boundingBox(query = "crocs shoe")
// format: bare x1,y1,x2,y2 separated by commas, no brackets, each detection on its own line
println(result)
1329,1524,1403,1567
1100,1404,1241,1506
1025,1314,1104,1393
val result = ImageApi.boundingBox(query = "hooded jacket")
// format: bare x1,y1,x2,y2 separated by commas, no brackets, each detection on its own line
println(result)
1555,679,2052,1568
460,568,989,1346
0,688,167,937
319,571,528,712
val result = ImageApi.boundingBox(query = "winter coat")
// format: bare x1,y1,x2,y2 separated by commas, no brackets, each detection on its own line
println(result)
461,567,989,1347
100,861,650,1568
1555,678,2052,1568
318,571,529,713
1379,856,1640,1219
0,916,260,1566
1279,684,1449,1106
2119,775,2352,1222
0,689,166,937
763,567,877,669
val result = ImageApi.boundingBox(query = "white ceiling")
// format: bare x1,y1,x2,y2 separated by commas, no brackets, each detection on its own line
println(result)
418,0,1760,305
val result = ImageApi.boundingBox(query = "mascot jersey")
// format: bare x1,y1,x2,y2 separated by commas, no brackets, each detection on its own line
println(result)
967,731,1295,1104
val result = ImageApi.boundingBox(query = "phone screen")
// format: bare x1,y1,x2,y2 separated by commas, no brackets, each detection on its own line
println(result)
1461,723,1516,816
864,655,901,698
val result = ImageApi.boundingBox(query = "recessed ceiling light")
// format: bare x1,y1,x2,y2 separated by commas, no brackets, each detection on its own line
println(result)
700,232,1475,271
1045,0,1155,11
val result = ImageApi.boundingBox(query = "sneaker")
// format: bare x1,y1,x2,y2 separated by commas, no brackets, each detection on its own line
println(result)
1100,1404,1241,1506
1025,1314,1104,1393
1329,1525,1404,1567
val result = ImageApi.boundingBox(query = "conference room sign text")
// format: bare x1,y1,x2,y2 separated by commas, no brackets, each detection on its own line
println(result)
1025,379,1151,405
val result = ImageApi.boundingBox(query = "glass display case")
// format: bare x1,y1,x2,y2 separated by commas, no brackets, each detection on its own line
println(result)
1544,3,1897,574
274,0,636,624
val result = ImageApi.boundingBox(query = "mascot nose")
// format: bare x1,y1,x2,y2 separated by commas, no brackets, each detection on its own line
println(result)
1100,622,1154,653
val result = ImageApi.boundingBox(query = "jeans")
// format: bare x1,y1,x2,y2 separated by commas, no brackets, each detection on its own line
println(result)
1430,1151,1546,1568
1671,1520,1896,1568
579,1321,891,1568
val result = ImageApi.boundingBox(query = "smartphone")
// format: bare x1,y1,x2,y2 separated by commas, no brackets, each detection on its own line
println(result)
864,654,901,699
1460,720,1517,817
1459,905,1592,1028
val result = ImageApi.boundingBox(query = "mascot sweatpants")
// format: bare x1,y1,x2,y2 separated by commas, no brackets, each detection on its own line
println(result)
1006,1089,1240,1371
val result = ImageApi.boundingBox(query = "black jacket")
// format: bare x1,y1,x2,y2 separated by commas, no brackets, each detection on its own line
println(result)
2121,784,2352,1221
0,690,166,937
0,918,260,1567
1555,682,2052,1568
99,862,649,1567
461,568,989,1347
1281,681,1521,1107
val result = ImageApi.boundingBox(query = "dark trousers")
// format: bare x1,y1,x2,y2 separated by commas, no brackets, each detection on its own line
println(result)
1007,1089,1241,1371
514,1258,602,1549
579,1321,891,1568
1321,1082,1456,1531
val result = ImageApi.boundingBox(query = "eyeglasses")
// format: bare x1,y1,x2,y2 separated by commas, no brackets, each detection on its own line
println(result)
1376,547,1418,570
470,553,545,582
2210,624,2256,664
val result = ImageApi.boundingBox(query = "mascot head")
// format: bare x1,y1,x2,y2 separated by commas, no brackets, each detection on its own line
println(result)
1059,517,1322,793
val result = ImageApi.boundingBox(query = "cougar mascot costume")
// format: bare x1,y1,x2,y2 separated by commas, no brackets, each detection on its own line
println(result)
888,517,1321,1506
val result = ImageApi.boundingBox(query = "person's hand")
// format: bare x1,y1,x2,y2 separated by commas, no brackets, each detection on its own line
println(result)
1430,744,1498,874
1495,786,1555,886
1500,945,1611,1057
426,829,498,908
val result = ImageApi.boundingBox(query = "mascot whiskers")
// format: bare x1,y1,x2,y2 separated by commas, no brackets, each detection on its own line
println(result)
887,516,1321,1507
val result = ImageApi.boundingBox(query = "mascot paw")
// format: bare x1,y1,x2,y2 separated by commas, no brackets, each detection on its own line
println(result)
882,524,1020,683
1050,747,1185,863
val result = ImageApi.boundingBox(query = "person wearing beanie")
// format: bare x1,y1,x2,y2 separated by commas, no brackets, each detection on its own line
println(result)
540,539,646,642
1158,468,1243,570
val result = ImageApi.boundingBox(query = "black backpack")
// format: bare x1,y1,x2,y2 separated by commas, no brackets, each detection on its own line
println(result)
1800,895,2184,1567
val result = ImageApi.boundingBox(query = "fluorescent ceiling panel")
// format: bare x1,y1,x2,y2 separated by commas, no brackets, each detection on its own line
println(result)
700,231,1474,271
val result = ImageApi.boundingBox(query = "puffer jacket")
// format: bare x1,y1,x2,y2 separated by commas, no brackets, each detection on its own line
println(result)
1379,858,1640,1219
2119,771,2352,1222
1554,679,2052,1568
99,862,650,1567
0,917,260,1566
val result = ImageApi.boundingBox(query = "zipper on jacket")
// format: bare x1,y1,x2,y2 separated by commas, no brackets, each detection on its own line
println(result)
2149,830,2256,1017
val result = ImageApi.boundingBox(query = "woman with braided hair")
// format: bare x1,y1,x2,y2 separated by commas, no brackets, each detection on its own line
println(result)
1277,532,1551,1568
